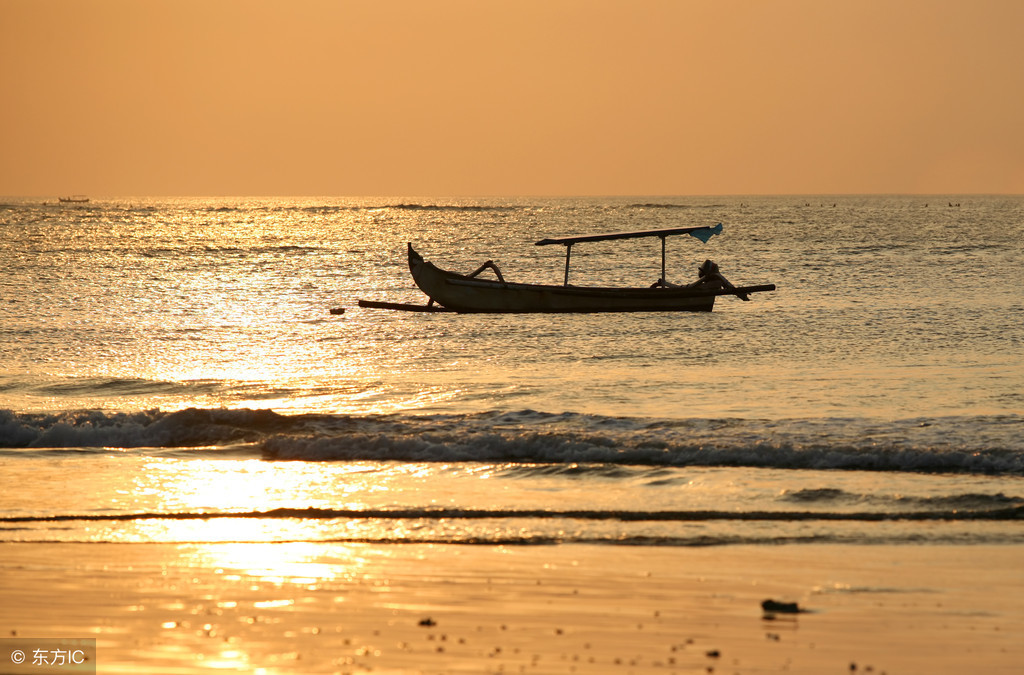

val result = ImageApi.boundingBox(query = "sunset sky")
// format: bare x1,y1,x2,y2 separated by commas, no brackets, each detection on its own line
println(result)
3,0,1022,196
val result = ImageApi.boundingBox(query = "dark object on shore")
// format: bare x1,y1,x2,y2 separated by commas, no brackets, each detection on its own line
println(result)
418,617,436,627
762,599,802,614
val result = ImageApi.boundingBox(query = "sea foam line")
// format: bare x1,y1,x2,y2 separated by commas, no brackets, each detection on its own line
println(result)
3,505,1022,523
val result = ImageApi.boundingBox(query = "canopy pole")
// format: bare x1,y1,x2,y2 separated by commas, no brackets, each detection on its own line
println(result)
563,243,573,285
660,236,667,283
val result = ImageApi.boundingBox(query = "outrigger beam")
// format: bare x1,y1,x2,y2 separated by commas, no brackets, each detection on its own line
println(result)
357,299,453,312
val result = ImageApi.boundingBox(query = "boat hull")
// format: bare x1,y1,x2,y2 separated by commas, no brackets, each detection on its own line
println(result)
408,245,716,313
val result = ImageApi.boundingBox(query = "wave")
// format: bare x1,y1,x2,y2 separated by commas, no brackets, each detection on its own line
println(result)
0,407,291,449
11,533,1018,547
260,434,1024,474
627,203,728,209
5,504,1021,524
385,203,523,212
198,203,527,214
2,408,1022,475
1,377,228,403
29,377,204,397
781,487,1024,511
6,505,1021,545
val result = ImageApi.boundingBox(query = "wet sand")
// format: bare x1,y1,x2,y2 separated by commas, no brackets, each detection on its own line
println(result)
1,543,1021,674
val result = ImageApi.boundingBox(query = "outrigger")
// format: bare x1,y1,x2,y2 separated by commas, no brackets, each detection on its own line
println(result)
357,224,775,313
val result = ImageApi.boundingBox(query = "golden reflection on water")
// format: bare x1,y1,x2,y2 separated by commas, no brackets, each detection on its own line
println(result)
139,541,382,675
187,542,371,586
116,457,455,544
127,457,380,511
120,458,360,544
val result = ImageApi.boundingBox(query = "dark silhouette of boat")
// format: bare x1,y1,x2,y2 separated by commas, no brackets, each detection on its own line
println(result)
358,224,775,313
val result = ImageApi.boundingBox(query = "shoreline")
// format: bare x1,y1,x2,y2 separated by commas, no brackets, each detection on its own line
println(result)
2,542,1021,674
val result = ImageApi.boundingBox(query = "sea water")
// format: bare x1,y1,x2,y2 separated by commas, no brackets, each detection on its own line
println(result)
1,196,1022,547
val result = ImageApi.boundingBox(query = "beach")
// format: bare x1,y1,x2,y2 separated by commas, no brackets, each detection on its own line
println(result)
2,196,1022,673
3,542,1021,674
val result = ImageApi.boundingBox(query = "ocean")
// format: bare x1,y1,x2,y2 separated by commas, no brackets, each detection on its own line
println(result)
2,195,1022,548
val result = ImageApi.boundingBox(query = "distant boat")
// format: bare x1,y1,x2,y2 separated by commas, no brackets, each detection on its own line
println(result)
58,195,90,203
358,225,776,313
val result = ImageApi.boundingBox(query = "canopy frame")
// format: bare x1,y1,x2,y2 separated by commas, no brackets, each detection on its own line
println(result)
534,224,722,287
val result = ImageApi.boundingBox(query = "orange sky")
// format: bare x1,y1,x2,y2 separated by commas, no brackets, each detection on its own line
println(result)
2,0,1023,196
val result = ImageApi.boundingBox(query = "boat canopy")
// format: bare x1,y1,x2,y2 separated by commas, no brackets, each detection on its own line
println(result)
535,224,722,247
536,224,724,286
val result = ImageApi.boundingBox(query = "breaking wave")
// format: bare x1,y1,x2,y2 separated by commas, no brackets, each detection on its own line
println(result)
0,407,291,449
2,408,1023,475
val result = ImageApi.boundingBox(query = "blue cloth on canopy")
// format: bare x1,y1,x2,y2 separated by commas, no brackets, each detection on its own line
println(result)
689,222,723,243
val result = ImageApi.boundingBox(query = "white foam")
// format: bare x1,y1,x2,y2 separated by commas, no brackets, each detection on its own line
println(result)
3,408,1023,475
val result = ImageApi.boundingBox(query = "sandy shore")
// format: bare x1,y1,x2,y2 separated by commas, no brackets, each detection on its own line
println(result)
1,542,1021,674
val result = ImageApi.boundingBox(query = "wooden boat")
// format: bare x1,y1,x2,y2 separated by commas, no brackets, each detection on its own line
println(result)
358,224,775,313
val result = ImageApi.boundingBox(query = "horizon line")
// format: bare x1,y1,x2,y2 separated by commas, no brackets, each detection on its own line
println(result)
6,192,1024,200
